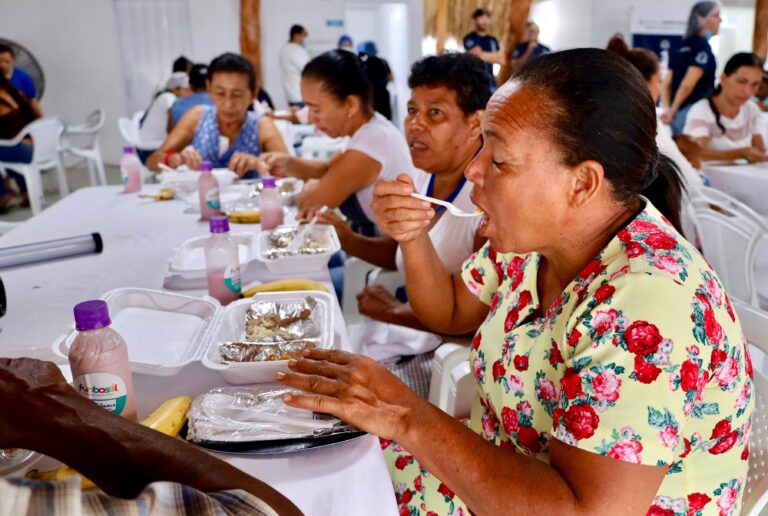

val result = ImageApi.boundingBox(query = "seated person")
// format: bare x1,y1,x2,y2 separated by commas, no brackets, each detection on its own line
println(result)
0,74,42,211
147,53,288,177
0,357,300,515
683,52,768,163
276,49,753,516
512,21,550,72
0,44,36,99
263,49,413,236
317,53,489,395
169,63,213,128
137,72,190,161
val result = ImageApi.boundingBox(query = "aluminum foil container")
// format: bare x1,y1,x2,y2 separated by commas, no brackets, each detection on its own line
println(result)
263,227,332,260
220,340,317,362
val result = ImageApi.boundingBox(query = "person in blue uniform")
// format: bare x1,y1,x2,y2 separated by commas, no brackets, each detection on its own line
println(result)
512,22,550,72
463,8,504,92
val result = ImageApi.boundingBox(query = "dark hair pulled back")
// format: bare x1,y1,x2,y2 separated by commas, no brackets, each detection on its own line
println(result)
514,48,684,232
707,52,764,135
208,53,257,92
302,49,373,112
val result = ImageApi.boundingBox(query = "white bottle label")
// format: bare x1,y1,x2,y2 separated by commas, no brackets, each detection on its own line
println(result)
206,188,221,210
74,372,129,415
225,265,241,293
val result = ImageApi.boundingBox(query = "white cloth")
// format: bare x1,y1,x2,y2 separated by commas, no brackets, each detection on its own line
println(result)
683,98,762,151
279,42,310,104
657,116,705,201
343,113,413,223
138,92,176,144
350,170,479,362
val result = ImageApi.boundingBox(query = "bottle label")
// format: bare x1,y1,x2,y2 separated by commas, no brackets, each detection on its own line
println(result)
224,265,241,293
206,188,221,210
73,372,129,415
121,174,128,184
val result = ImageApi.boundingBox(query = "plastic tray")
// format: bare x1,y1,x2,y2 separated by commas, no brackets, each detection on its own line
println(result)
256,225,340,276
201,291,335,384
55,288,219,376
159,169,238,188
168,232,259,275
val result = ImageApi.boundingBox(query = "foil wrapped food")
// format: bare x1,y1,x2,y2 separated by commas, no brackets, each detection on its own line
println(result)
263,227,332,260
219,297,324,363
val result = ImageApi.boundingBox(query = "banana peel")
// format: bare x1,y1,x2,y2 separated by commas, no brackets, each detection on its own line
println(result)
26,396,192,489
241,278,328,298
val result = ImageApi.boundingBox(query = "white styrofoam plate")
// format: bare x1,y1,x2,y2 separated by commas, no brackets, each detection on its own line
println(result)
202,291,335,384
55,288,220,376
168,232,259,275
159,169,238,187
256,224,340,276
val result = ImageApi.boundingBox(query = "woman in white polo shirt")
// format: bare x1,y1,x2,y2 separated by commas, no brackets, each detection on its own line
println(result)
683,52,768,163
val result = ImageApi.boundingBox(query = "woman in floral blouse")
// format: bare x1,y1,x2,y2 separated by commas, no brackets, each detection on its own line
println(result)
276,49,753,515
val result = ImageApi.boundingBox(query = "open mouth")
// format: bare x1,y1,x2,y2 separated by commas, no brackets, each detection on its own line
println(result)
409,140,429,152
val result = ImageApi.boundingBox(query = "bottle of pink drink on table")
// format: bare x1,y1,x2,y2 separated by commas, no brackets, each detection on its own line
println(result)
120,146,142,194
68,300,137,421
205,216,241,305
259,177,284,230
198,161,221,221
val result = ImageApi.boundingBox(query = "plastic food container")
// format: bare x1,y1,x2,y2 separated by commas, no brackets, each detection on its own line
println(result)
256,224,340,275
159,169,238,188
168,232,259,276
53,288,335,383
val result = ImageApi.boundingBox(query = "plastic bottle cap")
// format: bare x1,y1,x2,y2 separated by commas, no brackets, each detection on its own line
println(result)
200,161,213,172
122,146,135,154
209,215,230,233
262,177,276,188
74,300,111,331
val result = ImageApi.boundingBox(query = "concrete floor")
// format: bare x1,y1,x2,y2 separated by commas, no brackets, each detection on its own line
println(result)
0,162,122,223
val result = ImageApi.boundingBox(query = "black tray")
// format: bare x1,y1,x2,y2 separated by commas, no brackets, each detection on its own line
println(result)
193,430,368,456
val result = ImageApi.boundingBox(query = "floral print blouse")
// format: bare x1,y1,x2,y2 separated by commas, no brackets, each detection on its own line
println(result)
383,200,753,516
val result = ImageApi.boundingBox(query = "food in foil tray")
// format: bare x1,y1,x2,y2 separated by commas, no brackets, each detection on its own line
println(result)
253,179,297,196
263,226,332,260
219,297,323,363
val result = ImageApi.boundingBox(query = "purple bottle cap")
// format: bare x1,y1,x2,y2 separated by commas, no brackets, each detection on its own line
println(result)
122,146,135,154
262,177,276,188
74,300,111,331
209,215,230,233
200,161,213,172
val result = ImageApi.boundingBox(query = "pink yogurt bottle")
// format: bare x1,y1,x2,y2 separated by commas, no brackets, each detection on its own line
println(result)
259,177,284,230
198,161,221,221
68,300,137,421
205,216,242,305
121,146,142,194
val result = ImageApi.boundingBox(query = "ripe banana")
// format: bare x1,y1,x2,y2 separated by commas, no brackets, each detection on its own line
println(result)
227,210,261,224
26,395,192,489
241,278,328,297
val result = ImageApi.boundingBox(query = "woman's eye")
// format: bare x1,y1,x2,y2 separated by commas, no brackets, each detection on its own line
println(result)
429,109,441,116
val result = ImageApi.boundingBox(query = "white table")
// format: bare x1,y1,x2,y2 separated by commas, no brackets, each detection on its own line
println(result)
701,162,768,216
0,185,397,516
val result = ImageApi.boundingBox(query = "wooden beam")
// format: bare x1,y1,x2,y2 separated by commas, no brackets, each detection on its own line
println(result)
497,0,533,86
436,0,448,55
240,0,262,87
755,0,768,60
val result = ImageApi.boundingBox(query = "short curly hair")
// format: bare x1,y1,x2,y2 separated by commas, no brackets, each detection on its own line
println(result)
408,53,491,116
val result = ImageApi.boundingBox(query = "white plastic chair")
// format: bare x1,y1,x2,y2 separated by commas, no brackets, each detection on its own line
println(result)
300,136,347,160
272,119,297,156
733,300,768,516
59,109,107,186
117,110,163,151
428,342,471,414
691,187,768,308
341,257,379,325
0,118,67,214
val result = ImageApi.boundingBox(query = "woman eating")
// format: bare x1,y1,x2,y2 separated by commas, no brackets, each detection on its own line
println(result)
147,53,287,177
263,50,412,236
683,52,767,163
276,49,753,515
662,2,721,135
321,53,488,395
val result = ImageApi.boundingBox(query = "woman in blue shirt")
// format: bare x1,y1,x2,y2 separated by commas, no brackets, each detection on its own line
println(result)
661,1,721,135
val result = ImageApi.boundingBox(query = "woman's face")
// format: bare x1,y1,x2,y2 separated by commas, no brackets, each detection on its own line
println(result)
209,72,254,124
405,85,481,175
465,83,575,254
301,77,357,137
647,69,662,104
702,7,722,36
720,66,763,107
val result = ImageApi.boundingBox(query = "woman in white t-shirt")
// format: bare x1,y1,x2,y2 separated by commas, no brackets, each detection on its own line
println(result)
138,73,190,152
316,54,491,395
263,50,412,236
683,52,768,163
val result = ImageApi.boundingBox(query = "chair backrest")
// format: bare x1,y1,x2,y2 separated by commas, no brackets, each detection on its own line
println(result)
272,119,296,156
117,116,139,146
691,191,767,307
24,118,64,165
300,136,347,160
733,301,768,516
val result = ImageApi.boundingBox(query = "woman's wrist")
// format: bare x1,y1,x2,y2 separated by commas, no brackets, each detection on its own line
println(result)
163,151,177,166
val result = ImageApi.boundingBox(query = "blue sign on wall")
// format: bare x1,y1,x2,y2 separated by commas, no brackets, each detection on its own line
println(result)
326,19,344,27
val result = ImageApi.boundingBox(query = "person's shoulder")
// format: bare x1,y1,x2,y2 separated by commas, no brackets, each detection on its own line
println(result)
538,43,551,52
744,99,762,119
686,98,714,118
463,32,478,46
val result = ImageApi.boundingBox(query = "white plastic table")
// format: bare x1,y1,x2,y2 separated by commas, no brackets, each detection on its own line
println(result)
0,185,397,516
701,162,768,216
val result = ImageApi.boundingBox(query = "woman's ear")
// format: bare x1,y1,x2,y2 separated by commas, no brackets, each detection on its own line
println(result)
568,159,605,208
468,109,484,139
345,95,362,118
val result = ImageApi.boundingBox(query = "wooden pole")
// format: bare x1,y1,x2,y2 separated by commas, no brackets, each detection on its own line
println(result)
497,0,533,86
240,0,262,87
755,0,768,60
436,0,448,55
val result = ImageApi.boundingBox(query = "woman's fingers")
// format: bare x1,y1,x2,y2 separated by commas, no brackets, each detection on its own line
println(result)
276,369,343,397
281,391,343,415
302,347,354,365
